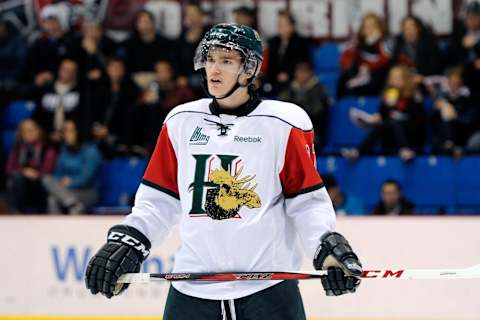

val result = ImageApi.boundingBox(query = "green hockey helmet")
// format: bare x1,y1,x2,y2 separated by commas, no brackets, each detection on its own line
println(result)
194,23,263,77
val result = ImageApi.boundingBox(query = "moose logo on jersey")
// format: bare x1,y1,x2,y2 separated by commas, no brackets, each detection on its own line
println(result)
189,154,261,220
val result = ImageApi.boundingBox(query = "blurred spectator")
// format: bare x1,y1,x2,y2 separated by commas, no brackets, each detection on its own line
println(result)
6,119,56,213
448,1,480,67
323,175,366,215
0,17,27,194
88,57,142,157
279,61,330,148
75,19,117,80
175,2,210,97
337,13,390,98
373,179,414,215
449,1,480,103
342,65,425,161
123,10,173,89
428,66,477,155
389,15,441,82
0,17,27,88
233,6,257,29
142,60,195,151
29,58,83,145
466,130,480,152
24,11,76,86
265,10,312,95
42,120,101,214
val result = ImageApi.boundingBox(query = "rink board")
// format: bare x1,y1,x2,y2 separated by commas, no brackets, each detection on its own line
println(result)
1,216,479,319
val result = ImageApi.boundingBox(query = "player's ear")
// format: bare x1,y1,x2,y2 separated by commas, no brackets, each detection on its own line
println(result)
239,72,253,86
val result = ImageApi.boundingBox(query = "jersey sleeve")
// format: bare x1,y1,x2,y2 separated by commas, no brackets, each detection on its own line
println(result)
122,124,181,246
279,128,323,197
142,124,179,198
280,128,336,258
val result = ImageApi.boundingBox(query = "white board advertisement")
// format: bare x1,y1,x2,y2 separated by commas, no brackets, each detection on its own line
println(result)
1,216,479,319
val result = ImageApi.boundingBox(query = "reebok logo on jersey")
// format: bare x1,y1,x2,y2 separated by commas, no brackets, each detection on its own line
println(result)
234,136,262,143
189,127,210,145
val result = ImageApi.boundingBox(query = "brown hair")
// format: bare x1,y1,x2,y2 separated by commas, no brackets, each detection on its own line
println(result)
357,13,387,44
446,65,464,79
277,9,296,26
386,64,416,98
14,119,44,146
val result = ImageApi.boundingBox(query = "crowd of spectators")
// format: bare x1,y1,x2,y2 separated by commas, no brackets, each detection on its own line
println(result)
1,2,480,215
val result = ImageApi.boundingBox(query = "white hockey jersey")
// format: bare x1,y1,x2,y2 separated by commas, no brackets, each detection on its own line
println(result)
123,97,336,300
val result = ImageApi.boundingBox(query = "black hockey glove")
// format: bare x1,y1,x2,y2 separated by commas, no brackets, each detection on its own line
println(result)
313,232,362,296
85,225,151,298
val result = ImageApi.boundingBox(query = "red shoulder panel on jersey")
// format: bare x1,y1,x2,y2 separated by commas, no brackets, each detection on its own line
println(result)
280,128,323,198
142,125,179,199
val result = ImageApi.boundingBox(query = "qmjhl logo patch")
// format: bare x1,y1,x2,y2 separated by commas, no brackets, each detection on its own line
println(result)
189,127,210,145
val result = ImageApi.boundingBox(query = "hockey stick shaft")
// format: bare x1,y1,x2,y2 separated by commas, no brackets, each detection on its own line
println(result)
117,264,480,283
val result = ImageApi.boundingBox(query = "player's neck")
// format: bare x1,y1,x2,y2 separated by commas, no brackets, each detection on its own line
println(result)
215,88,250,110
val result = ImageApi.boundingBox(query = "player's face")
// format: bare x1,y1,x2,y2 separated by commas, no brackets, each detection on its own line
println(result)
205,47,243,97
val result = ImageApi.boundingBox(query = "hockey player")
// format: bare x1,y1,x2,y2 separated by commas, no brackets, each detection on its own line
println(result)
85,23,362,320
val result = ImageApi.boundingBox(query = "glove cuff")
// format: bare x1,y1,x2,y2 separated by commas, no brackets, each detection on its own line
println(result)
313,232,359,270
107,225,151,260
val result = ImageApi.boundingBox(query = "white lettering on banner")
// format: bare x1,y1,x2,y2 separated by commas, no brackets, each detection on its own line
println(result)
331,0,385,38
211,0,255,26
331,0,350,38
257,0,287,37
290,0,329,37
145,0,182,39
388,0,409,34
0,0,457,40
255,0,454,38
412,0,452,34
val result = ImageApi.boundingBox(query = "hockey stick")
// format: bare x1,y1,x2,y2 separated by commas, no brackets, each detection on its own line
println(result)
117,264,480,283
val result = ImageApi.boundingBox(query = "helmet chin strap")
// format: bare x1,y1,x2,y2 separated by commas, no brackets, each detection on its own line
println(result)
215,73,244,100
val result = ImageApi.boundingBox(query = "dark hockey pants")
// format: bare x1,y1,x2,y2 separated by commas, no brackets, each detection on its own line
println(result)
163,280,307,320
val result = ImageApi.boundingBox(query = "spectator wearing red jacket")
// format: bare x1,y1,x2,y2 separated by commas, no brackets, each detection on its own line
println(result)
338,13,390,98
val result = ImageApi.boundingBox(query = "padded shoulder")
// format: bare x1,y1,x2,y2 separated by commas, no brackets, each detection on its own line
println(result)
249,100,313,131
164,98,212,123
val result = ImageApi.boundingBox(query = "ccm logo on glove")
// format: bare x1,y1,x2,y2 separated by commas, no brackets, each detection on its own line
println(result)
108,231,150,258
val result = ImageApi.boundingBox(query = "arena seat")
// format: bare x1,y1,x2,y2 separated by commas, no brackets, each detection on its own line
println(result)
403,156,455,213
316,155,349,188
325,96,379,151
1,130,15,155
312,42,341,72
2,100,35,130
98,157,148,207
454,156,480,213
342,156,405,209
316,155,480,215
317,71,339,98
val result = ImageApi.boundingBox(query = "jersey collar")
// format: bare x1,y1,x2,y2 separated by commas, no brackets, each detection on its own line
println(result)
209,94,261,117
